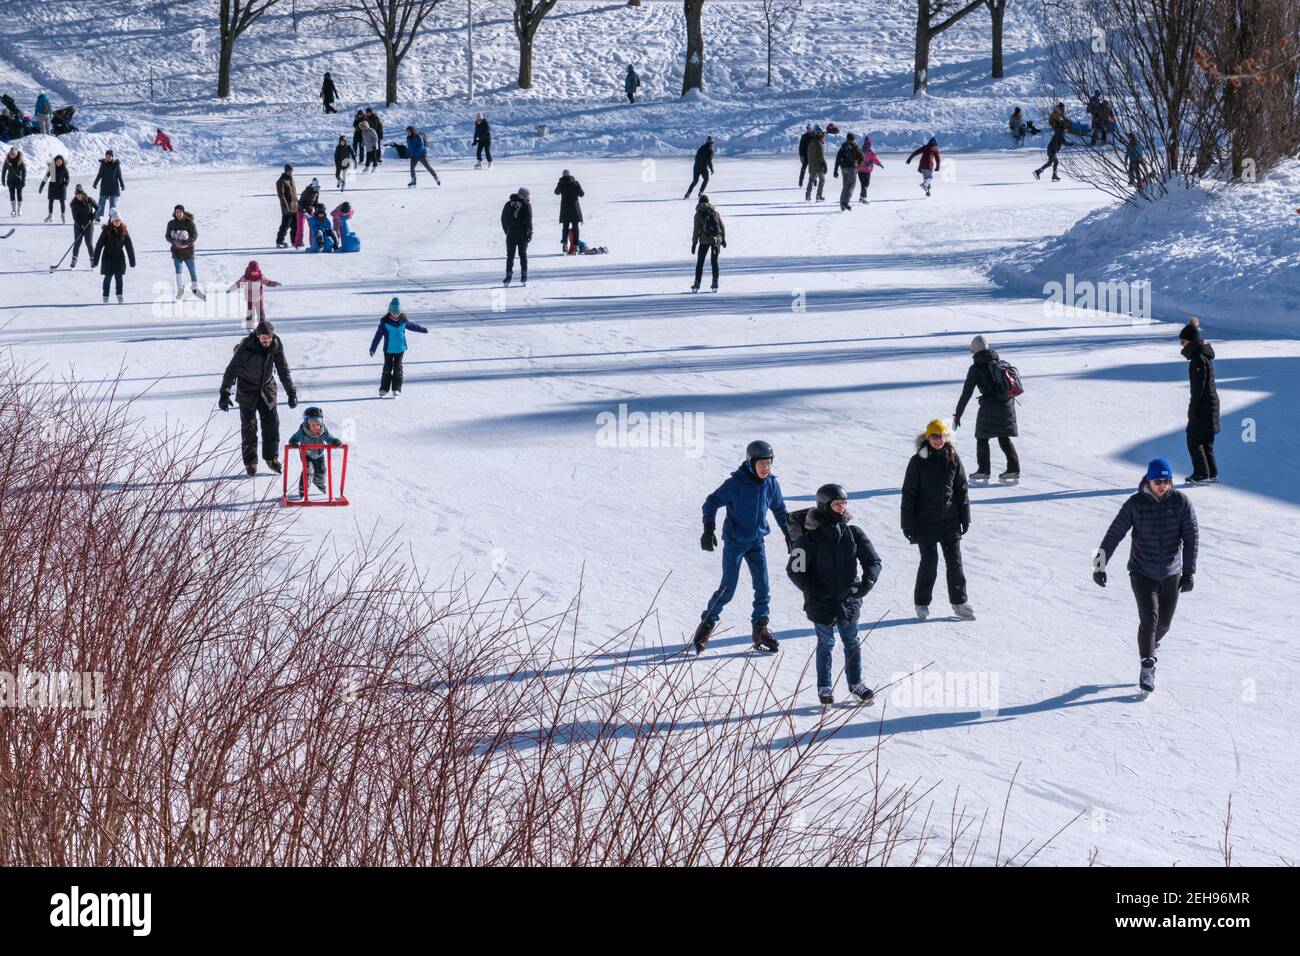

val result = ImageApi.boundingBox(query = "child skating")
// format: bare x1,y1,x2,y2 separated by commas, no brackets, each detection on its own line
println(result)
228,260,282,330
905,136,940,197
287,406,344,496
368,298,429,398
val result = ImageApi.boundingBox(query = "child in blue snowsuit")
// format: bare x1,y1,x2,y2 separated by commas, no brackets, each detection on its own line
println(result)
368,297,429,397
287,406,343,495
307,206,336,252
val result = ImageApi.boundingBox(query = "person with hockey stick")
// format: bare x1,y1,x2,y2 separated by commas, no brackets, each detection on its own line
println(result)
405,126,441,186
856,136,883,203
68,185,97,268
554,169,584,254
1179,317,1220,484
900,418,974,621
92,149,124,221
690,194,725,293
275,164,297,248
320,71,338,114
218,320,297,477
804,126,827,201
693,440,790,655
473,112,492,168
833,132,864,211
228,259,281,330
501,188,532,286
683,135,715,199
165,204,204,300
953,335,1020,481
786,483,883,707
334,135,356,191
1093,457,1199,695
90,210,135,304
905,136,940,197
369,298,428,398
287,406,343,497
797,124,813,187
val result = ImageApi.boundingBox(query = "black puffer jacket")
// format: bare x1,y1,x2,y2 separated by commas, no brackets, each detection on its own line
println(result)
1099,481,1198,580
220,332,296,408
900,437,970,543
1183,340,1220,437
955,349,1018,440
786,507,883,625
693,141,714,174
92,158,124,197
554,174,584,223
91,226,136,276
500,194,533,239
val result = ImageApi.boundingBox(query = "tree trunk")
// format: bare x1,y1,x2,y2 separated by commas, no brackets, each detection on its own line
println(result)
990,1,1005,79
518,30,534,88
386,47,399,106
767,22,773,87
218,35,235,98
913,17,930,92
682,0,705,95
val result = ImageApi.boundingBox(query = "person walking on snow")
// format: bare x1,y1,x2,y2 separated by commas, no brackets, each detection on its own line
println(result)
320,71,338,113
92,149,124,220
165,204,204,300
334,135,356,190
501,188,532,285
218,321,297,476
473,113,492,168
34,92,52,135
287,406,344,496
690,194,725,293
1179,318,1220,484
228,260,281,330
369,298,428,398
1034,103,1068,181
39,154,69,222
68,185,98,268
360,121,379,172
901,418,974,621
797,124,813,186
856,136,883,203
275,164,297,248
683,136,715,199
554,169,584,253
405,126,441,186
786,483,883,707
954,335,1020,481
833,132,865,211
90,211,135,304
1093,457,1199,695
624,65,641,103
804,127,827,201
694,440,790,655
3,147,27,216
905,136,940,197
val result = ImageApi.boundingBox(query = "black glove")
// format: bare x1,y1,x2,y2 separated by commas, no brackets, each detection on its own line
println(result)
1179,573,1194,593
1093,570,1107,588
952,413,961,429
691,243,697,255
850,580,873,600
961,521,969,536
721,239,727,248
287,395,298,409
700,526,717,552
218,394,231,412
903,531,916,544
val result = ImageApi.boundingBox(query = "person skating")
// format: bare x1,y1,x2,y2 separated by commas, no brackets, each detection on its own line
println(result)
275,164,297,248
165,204,204,300
694,440,790,655
1093,458,1199,695
39,154,69,223
360,121,379,173
797,124,813,186
554,169,584,253
219,321,297,476
351,109,365,159
3,147,26,216
368,298,428,398
364,108,384,160
1034,103,1068,181
786,483,883,707
1086,89,1107,145
1009,107,1028,146
473,113,492,168
690,194,725,293
804,127,827,201
320,71,338,113
287,406,343,496
905,136,940,197
901,418,973,621
334,135,356,190
856,136,883,203
68,185,98,268
405,126,441,186
1179,318,1220,484
624,65,641,103
228,260,281,330
683,136,715,199
90,210,135,304
501,188,532,285
92,149,124,221
954,335,1021,482
833,132,865,211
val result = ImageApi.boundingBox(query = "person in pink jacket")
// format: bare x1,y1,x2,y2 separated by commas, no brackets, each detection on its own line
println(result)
905,136,940,197
330,201,354,245
856,136,884,204
229,260,281,329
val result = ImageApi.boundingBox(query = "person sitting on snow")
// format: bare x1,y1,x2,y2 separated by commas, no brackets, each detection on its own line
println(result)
153,128,173,152
330,201,355,245
307,204,336,252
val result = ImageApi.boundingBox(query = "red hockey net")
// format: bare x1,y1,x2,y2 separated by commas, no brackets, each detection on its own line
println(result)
282,443,350,507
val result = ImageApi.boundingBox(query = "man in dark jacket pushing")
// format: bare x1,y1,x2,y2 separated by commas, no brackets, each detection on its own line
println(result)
219,321,298,476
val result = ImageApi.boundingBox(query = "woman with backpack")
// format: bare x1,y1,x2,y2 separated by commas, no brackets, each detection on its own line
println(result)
690,194,725,293
953,335,1021,481
900,418,974,622
40,154,69,222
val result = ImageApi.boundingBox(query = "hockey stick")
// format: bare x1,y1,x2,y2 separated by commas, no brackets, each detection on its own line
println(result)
50,219,92,271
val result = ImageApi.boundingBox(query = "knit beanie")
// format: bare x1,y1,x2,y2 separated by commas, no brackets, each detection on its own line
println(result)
1144,458,1173,482
925,418,950,439
387,297,400,313
1178,316,1201,343
971,335,988,353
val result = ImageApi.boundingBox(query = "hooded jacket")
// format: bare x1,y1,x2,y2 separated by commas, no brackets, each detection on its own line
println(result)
834,140,864,173
91,224,135,276
501,193,533,239
857,142,883,174
955,348,1018,440
786,507,883,625
164,213,197,260
900,435,970,543
92,158,124,197
229,262,280,310
1099,481,1199,580
220,331,296,408
276,172,298,214
369,312,429,356
701,461,789,544
1183,339,1220,436
554,174,584,223
692,202,725,248
474,117,491,145
906,139,940,171
805,135,827,175
693,140,714,174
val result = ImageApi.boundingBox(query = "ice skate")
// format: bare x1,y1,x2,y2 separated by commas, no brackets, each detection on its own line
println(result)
952,603,976,621
691,620,715,656
849,683,876,705
751,619,779,653
915,605,929,620
1139,659,1156,696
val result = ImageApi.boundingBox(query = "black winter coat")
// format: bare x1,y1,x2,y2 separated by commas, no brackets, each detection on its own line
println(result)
501,195,532,240
1183,340,1220,437
1099,482,1198,580
474,118,491,145
834,141,864,172
220,332,296,409
2,159,26,189
70,195,98,227
333,143,355,172
91,227,135,276
955,349,1018,440
554,175,584,223
92,159,124,197
43,162,69,200
786,508,883,625
164,214,197,260
321,75,337,102
798,131,813,161
693,142,714,174
901,439,970,543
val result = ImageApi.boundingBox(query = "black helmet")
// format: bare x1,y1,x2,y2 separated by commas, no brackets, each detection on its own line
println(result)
303,406,324,422
816,483,848,507
746,440,774,462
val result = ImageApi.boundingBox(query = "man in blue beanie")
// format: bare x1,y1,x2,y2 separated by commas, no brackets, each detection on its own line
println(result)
1092,457,1199,695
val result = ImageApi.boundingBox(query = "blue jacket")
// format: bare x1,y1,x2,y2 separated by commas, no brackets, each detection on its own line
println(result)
406,133,426,159
1099,481,1199,580
702,462,789,544
369,313,428,355
35,93,51,117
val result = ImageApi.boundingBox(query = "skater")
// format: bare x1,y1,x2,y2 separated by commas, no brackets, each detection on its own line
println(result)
275,164,297,248
501,188,532,286
833,132,864,211
1180,318,1220,483
856,136,883,202
683,136,714,199
473,113,492,168
320,72,338,113
3,147,26,217
307,204,337,252
1034,103,1068,181
405,126,440,185
165,204,204,300
1086,89,1106,145
299,177,321,215
153,128,173,152
334,135,356,190
228,260,281,330
554,169,584,253
786,483,883,707
1009,107,1027,146
39,154,69,222
900,418,973,621
1092,457,1199,695
360,121,379,172
953,335,1021,481
905,136,940,197
797,124,813,186
34,92,52,135
690,194,725,292
218,321,297,476
68,185,97,268
804,127,827,201
92,149,124,221
694,440,790,655
287,406,344,496
368,298,428,398
1125,132,1144,187
90,211,135,304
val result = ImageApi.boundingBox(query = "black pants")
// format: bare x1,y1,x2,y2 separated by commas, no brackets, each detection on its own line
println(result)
48,194,65,216
1128,159,1141,185
506,235,528,280
685,169,709,197
1037,142,1061,176
381,352,404,392
324,100,337,114
276,211,295,244
561,221,579,248
976,436,1020,474
71,221,93,262
626,91,635,103
798,157,808,186
364,148,379,171
352,132,363,158
1187,429,1217,479
1130,571,1180,661
857,170,872,199
8,184,22,202
409,155,438,182
476,142,492,163
914,533,967,606
101,272,123,297
694,244,719,288
239,398,280,464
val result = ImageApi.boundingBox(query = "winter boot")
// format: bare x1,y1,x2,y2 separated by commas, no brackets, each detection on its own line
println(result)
1139,658,1156,694
752,619,779,653
818,688,835,707
915,605,929,620
191,284,206,301
265,458,282,474
952,603,976,621
116,293,124,304
692,620,715,656
849,683,876,704
311,471,327,494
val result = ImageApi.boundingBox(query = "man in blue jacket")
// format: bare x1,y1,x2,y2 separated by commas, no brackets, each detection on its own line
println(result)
694,440,789,655
1093,457,1199,695
405,126,441,187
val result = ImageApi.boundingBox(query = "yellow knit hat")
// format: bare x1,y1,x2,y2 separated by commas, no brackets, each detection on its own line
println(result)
925,418,950,438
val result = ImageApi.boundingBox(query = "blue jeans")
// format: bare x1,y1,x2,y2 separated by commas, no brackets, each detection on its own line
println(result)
700,538,770,625
173,258,198,283
814,607,861,690
96,192,117,219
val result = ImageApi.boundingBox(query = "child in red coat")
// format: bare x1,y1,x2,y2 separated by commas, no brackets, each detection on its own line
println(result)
228,260,281,329
153,129,173,152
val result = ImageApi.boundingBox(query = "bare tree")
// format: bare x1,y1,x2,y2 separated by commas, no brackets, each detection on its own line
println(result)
331,0,449,105
759,0,801,88
985,0,1010,78
913,0,986,93
217,0,283,98
507,0,560,89
682,0,707,95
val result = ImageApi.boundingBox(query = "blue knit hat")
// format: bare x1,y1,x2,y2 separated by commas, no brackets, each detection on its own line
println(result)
1145,458,1173,482
388,297,400,313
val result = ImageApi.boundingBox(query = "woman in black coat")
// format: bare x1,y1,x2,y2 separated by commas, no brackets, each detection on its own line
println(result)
91,214,136,303
900,420,973,620
554,169,584,252
954,334,1020,480
1180,317,1220,482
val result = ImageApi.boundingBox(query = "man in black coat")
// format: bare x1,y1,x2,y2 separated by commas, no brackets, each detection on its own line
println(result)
219,321,298,476
683,136,714,199
320,72,338,113
554,169,584,253
501,188,532,286
473,112,492,167
901,419,973,620
1179,317,1220,483
797,124,813,186
954,335,1020,481
787,484,883,706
